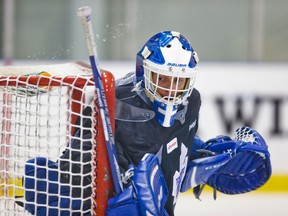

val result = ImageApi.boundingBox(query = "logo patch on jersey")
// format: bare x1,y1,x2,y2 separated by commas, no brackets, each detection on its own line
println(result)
189,119,197,131
167,138,178,154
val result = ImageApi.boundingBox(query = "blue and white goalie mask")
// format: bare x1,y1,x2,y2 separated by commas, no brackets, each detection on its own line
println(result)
136,31,199,127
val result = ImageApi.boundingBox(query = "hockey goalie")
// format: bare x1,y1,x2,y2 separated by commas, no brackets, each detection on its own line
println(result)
21,30,271,216
105,31,272,215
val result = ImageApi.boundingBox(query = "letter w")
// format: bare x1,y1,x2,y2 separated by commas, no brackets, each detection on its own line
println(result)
215,96,262,133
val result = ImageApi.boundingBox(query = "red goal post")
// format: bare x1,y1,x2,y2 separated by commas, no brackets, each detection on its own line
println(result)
0,62,114,215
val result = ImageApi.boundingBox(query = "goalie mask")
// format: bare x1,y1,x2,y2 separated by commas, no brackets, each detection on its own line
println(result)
136,31,199,127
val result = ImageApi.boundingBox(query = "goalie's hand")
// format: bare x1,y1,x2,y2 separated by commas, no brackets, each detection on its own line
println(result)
181,127,271,195
206,127,272,194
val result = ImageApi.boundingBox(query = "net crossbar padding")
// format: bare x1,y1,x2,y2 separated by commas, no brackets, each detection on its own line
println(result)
0,62,115,215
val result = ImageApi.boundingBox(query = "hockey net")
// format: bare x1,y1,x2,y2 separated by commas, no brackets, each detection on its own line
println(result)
0,62,114,215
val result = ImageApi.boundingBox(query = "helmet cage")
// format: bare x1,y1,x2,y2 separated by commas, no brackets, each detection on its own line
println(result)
143,59,197,107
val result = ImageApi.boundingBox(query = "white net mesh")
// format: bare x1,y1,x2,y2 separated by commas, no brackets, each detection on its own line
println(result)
235,126,256,143
0,63,99,215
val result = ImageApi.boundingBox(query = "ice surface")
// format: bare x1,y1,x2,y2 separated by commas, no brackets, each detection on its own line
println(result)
175,192,288,216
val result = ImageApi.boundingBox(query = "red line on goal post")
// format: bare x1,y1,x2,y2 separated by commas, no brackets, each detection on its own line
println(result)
91,71,115,215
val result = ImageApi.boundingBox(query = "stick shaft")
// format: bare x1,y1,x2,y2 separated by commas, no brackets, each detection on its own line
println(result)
77,6,123,194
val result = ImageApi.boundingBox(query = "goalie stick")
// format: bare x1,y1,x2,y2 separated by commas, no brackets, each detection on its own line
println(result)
77,6,123,194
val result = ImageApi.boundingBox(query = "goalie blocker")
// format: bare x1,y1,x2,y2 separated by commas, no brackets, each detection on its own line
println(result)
181,127,272,195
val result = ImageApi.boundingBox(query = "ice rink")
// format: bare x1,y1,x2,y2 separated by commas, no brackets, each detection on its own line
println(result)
175,192,287,216
1,0,288,214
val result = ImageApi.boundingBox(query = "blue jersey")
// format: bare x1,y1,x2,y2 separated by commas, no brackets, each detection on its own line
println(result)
115,73,201,215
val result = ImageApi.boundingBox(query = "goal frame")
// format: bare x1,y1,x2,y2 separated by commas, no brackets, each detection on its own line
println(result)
0,69,115,215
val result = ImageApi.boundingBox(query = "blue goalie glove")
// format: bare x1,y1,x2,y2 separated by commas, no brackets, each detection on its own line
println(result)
181,127,272,195
106,153,168,216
